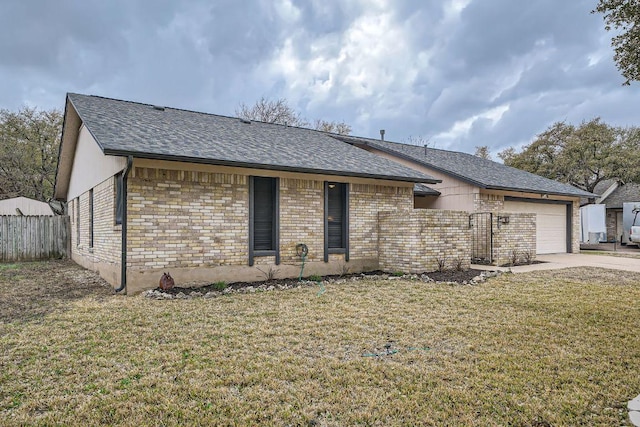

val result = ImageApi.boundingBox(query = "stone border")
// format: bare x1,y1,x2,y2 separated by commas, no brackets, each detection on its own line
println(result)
142,270,505,300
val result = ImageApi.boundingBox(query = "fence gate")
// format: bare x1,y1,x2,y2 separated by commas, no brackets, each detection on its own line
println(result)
469,212,493,264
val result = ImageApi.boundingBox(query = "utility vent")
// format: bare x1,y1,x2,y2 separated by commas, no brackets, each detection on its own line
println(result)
152,105,165,111
240,118,251,124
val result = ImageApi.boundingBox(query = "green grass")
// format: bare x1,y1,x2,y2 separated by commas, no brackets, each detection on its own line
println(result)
1,261,639,425
210,281,227,291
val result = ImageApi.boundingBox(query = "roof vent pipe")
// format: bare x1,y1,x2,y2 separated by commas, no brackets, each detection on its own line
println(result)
424,144,428,155
380,129,385,141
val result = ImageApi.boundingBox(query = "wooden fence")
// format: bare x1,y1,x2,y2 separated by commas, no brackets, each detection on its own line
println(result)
0,215,70,262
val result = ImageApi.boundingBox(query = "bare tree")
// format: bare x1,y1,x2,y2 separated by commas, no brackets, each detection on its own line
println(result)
236,97,309,127
404,135,434,147
236,97,352,135
313,119,351,135
474,145,492,160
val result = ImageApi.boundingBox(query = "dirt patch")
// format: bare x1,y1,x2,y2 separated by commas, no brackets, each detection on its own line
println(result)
0,260,113,324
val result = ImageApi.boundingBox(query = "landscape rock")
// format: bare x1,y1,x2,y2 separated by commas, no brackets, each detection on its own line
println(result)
142,267,502,300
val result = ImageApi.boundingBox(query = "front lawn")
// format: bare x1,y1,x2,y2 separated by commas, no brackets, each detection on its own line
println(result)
1,261,639,426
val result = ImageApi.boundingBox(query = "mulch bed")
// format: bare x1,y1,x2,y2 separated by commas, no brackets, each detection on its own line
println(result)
157,268,489,296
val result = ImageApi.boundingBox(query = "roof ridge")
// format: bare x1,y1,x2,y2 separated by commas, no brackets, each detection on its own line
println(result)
67,92,346,136
339,134,481,156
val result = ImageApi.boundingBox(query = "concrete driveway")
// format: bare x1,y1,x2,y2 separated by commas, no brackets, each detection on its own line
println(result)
473,253,640,274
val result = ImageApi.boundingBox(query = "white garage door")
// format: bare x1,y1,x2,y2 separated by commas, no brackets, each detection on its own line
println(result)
503,201,567,254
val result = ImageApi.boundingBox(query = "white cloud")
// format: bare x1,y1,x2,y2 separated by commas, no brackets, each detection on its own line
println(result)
265,3,428,127
434,103,510,147
1,0,640,155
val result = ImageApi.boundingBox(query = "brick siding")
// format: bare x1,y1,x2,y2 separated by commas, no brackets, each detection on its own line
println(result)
69,176,122,285
379,210,471,273
127,168,249,269
492,213,536,266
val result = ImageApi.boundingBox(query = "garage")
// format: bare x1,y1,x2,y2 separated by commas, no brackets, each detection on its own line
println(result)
503,199,569,254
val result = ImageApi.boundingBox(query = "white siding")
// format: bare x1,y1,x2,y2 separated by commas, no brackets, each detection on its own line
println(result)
67,125,127,200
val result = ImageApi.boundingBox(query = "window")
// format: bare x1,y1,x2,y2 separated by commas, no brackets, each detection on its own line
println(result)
324,182,349,262
89,189,94,249
76,197,80,247
249,176,279,266
115,172,123,225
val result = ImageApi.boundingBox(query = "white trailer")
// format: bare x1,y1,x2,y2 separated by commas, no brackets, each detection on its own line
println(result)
580,204,607,243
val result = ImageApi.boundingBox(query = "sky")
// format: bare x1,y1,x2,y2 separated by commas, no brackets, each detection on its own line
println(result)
1,0,639,156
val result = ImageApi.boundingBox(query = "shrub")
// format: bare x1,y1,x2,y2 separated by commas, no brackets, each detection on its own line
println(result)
211,281,227,292
257,266,279,281
453,257,465,272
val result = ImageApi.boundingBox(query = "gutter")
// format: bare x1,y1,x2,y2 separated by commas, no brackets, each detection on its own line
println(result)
115,156,133,293
101,148,439,185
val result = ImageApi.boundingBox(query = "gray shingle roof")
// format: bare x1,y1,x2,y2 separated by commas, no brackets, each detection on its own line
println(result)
335,135,594,198
414,183,440,196
597,181,640,209
67,93,438,184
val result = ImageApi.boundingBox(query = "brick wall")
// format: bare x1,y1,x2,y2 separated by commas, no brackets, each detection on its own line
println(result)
126,167,413,280
127,168,249,269
474,193,504,212
492,213,536,266
475,193,581,255
379,210,471,273
69,176,121,285
279,178,323,263
606,210,615,241
571,200,581,252
350,184,413,259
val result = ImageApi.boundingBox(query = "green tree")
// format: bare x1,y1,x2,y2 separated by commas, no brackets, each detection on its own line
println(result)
0,107,62,201
594,0,640,85
236,97,351,135
498,118,639,193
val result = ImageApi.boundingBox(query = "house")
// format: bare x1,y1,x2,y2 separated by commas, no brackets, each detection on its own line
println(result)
0,196,54,216
55,93,479,294
589,180,640,242
336,135,594,256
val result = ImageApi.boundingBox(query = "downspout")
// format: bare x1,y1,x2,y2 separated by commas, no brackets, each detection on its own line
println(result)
115,156,133,293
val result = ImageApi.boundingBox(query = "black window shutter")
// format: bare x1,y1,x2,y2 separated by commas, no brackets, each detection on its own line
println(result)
327,184,344,248
253,177,274,251
89,189,94,248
